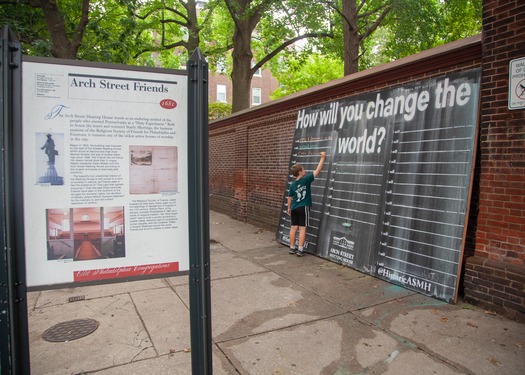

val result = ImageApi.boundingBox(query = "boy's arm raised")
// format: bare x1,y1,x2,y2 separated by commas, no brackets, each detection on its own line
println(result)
313,152,326,177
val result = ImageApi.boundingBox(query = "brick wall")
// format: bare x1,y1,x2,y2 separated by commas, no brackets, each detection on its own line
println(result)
209,2,525,319
210,35,482,232
463,0,525,321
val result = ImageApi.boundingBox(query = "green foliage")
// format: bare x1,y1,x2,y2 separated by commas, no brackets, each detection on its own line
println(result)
270,54,344,99
0,3,49,56
0,0,483,104
209,101,232,121
201,1,234,68
441,0,482,41
368,0,482,63
0,0,149,63
80,0,146,64
381,0,443,59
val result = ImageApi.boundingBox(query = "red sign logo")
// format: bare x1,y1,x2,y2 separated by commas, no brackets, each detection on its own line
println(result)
160,99,177,109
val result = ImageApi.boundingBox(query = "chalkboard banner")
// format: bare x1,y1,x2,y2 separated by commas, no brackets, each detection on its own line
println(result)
277,69,481,303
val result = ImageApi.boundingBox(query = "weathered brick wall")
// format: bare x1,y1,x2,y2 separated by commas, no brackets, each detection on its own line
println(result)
208,0,524,322
210,36,482,231
463,0,525,321
209,111,296,227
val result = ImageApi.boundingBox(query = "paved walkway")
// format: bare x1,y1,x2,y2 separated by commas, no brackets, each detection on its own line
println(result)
27,211,524,374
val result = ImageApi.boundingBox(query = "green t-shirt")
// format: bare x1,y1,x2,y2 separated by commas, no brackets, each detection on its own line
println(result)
288,172,315,210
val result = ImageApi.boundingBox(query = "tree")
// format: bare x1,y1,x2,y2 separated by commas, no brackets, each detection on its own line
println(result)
1,0,482,108
209,101,232,120
0,0,149,63
132,0,220,67
0,0,90,59
367,0,481,63
312,0,393,75
270,54,344,99
220,0,332,112
222,0,272,112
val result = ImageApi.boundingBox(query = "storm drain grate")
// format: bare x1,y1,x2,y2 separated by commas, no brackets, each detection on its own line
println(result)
68,295,85,303
42,318,99,342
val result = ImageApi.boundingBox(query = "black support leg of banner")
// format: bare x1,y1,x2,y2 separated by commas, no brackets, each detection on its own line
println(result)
1,26,31,375
187,48,212,375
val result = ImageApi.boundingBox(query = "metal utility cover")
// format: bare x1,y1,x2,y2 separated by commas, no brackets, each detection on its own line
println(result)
42,318,99,342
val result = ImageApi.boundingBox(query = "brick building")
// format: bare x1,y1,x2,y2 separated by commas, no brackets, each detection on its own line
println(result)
463,0,525,320
208,0,524,320
208,66,280,107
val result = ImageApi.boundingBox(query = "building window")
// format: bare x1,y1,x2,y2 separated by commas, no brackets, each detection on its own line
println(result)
217,84,227,102
252,62,262,77
217,57,226,74
252,87,262,106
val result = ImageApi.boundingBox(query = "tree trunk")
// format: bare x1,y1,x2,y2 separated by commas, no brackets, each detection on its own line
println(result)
35,0,89,59
185,0,200,55
342,0,359,75
230,24,253,112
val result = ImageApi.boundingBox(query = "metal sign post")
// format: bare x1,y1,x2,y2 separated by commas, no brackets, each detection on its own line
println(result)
187,48,212,375
1,25,31,375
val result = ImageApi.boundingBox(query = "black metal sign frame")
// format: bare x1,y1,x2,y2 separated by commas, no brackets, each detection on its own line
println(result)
1,25,31,375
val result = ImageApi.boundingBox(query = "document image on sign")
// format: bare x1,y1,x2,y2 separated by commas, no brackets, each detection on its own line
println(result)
129,146,178,194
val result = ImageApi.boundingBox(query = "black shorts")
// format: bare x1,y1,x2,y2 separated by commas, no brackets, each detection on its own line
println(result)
291,206,310,227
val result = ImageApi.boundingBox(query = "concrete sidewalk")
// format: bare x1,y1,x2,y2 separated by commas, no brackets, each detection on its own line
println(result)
28,211,524,374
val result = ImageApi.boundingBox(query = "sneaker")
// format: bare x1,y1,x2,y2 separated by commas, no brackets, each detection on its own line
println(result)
296,250,304,257
289,248,297,254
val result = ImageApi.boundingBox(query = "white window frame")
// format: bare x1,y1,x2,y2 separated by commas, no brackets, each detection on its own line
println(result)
217,57,226,74
217,84,227,102
252,87,262,106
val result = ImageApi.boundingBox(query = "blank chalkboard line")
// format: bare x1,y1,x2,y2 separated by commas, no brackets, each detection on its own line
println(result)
332,189,379,198
395,172,468,177
337,162,385,168
390,213,462,234
397,161,468,165
383,252,459,276
392,192,464,201
389,232,462,251
333,180,383,187
389,225,462,243
332,206,378,220
328,212,376,226
399,149,470,155
331,185,381,196
391,182,466,189
402,124,474,134
390,214,463,228
335,171,384,178
331,196,379,209
310,207,323,217
392,203,464,214
386,248,460,270
399,136,472,145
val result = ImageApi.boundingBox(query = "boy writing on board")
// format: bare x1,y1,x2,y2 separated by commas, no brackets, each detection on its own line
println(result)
287,152,326,256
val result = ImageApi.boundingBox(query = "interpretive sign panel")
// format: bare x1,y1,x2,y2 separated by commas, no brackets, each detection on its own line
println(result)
22,58,188,288
277,69,481,303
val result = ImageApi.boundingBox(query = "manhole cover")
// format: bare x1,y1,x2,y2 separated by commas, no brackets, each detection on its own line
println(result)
42,318,99,342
